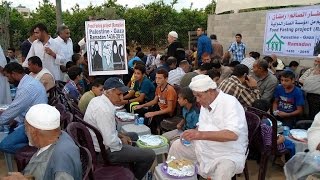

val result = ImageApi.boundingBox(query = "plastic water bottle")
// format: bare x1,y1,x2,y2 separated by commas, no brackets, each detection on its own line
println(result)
181,138,191,147
10,87,16,100
138,117,144,125
134,114,139,125
3,125,9,134
283,126,290,136
147,170,152,180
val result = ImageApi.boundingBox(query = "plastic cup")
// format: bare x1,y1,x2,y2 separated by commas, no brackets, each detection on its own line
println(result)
181,138,191,147
283,126,290,136
138,117,144,125
3,125,9,134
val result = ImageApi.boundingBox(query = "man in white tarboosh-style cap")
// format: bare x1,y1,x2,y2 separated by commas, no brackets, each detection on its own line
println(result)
166,31,185,65
2,104,82,180
168,74,248,180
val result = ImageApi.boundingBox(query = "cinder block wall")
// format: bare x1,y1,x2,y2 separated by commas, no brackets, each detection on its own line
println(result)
207,10,315,68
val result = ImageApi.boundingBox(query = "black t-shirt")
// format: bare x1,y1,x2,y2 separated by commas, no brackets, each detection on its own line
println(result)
20,39,32,58
167,41,185,65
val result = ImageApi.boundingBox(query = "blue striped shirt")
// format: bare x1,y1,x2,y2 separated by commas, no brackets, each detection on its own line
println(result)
0,75,48,125
228,42,246,62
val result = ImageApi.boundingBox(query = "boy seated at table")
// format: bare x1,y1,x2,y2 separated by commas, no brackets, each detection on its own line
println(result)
123,64,155,111
134,69,177,134
272,70,304,128
252,99,295,165
127,61,146,89
162,87,199,141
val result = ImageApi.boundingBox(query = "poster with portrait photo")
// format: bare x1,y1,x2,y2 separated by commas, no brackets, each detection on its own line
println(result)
85,20,128,75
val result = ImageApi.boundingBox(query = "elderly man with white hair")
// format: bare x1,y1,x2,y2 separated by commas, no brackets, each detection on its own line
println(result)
2,104,82,180
166,31,185,65
299,54,320,85
168,74,248,179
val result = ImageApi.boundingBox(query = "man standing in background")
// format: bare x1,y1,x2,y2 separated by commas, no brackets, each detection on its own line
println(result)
196,27,212,66
228,34,246,62
166,31,185,65
55,25,73,80
210,34,223,59
23,23,66,81
20,27,37,63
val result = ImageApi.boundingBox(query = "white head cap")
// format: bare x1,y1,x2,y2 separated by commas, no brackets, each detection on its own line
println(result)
168,31,178,39
317,54,320,58
26,104,60,130
189,74,217,92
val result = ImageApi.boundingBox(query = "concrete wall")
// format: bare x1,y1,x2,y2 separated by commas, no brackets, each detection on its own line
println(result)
207,10,315,68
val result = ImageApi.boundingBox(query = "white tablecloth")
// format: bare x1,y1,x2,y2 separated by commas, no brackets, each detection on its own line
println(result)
285,136,308,153
121,124,151,136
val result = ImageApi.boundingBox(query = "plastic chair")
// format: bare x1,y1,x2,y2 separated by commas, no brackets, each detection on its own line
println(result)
79,146,92,180
54,103,66,115
67,99,84,118
14,146,38,172
246,106,290,180
232,111,261,180
295,120,313,130
306,93,320,120
60,111,73,130
66,122,135,180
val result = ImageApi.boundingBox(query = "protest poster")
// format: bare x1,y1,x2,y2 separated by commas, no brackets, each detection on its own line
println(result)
85,20,128,76
263,6,320,58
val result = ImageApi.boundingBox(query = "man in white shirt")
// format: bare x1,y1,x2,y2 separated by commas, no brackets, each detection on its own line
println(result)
23,23,66,81
168,74,248,179
307,112,320,152
84,77,155,180
0,45,11,104
168,60,190,85
55,25,73,80
146,47,161,70
28,56,55,91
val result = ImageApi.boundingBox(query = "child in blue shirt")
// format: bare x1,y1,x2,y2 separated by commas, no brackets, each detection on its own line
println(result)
162,87,199,141
272,70,304,128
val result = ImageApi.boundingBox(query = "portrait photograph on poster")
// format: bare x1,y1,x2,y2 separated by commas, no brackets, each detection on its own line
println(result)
85,20,128,75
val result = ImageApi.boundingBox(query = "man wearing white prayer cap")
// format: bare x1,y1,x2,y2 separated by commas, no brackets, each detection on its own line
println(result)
166,31,185,65
2,104,82,180
168,74,248,179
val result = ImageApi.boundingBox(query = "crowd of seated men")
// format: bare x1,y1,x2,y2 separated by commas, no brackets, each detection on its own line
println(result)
1,29,320,179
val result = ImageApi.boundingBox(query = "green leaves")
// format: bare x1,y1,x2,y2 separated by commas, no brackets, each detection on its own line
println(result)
3,0,214,49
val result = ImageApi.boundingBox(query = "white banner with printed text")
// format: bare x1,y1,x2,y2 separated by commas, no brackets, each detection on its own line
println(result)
216,0,320,14
85,20,128,76
263,6,320,57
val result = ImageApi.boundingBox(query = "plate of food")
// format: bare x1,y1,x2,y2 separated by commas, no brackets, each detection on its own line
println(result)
136,135,168,148
161,157,197,179
115,112,135,122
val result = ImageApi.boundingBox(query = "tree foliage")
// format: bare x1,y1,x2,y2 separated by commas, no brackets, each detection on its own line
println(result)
1,0,213,49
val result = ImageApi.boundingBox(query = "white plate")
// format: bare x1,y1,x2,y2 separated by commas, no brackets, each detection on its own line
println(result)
0,104,9,111
115,112,135,121
138,135,163,146
290,129,307,140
